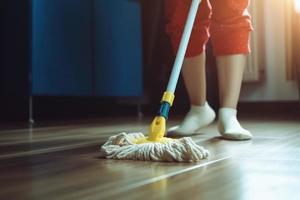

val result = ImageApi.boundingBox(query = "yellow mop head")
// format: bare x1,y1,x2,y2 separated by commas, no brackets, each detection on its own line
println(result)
100,116,209,162
100,132,209,162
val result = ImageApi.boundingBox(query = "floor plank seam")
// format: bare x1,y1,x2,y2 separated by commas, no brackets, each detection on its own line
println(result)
235,157,300,162
98,156,232,199
0,141,101,160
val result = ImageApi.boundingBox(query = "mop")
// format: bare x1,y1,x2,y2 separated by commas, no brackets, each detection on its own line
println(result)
100,0,209,162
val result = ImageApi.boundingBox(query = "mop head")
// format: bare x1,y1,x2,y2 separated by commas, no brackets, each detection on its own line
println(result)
100,132,210,162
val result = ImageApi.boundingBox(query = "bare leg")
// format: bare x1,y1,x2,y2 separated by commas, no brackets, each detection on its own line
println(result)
182,53,207,106
216,54,245,108
216,54,252,140
168,53,215,136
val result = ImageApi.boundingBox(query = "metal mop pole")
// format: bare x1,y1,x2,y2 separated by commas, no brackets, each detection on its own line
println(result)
148,0,201,141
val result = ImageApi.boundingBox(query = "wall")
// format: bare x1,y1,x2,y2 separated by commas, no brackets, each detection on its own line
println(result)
0,0,31,121
240,0,299,102
0,0,144,121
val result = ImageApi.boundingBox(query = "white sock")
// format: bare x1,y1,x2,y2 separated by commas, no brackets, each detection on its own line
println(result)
218,108,252,140
168,102,216,136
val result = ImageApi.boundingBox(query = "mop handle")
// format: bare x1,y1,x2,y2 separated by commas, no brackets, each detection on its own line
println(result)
166,0,201,93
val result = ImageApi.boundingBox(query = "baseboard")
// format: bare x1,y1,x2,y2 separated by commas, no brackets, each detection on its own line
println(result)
238,101,300,114
2,95,300,123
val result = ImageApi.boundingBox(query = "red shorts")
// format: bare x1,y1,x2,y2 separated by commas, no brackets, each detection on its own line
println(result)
165,0,253,57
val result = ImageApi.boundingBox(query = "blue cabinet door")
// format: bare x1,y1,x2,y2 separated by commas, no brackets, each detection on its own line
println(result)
95,0,143,97
31,0,93,96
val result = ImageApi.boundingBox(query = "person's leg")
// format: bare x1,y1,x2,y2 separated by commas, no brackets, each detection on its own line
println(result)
216,55,252,140
210,0,253,140
217,55,245,109
182,53,207,106
165,0,215,135
168,53,216,135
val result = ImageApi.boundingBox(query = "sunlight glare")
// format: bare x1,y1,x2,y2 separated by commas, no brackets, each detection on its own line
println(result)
295,0,300,13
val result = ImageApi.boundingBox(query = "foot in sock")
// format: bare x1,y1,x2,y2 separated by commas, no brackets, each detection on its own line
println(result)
218,108,252,140
168,102,216,136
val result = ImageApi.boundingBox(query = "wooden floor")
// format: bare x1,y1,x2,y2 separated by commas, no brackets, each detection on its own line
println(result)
1,114,300,200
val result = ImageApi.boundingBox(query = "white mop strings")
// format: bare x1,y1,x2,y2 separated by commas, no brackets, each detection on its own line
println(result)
100,132,209,162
